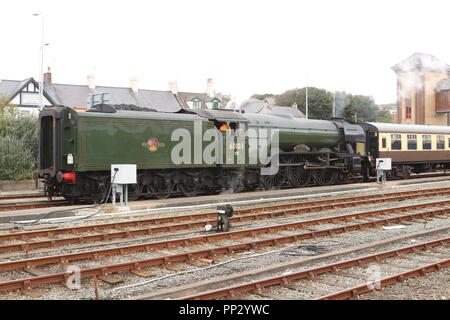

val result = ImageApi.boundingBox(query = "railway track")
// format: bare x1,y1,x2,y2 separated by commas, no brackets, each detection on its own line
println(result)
1,187,450,254
0,200,68,212
175,236,450,300
0,197,448,295
0,193,46,201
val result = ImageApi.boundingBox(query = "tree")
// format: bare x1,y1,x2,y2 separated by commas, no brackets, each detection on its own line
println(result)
342,94,378,123
275,87,333,120
0,97,39,180
251,93,277,101
376,109,393,123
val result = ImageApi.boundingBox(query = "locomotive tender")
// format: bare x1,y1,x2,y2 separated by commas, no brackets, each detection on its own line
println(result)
38,105,450,202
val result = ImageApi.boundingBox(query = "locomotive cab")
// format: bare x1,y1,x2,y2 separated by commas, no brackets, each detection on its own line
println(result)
38,106,77,199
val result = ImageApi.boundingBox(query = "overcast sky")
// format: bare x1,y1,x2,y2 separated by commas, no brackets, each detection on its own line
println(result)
1,0,449,104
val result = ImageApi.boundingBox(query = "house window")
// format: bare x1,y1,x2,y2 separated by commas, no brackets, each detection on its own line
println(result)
407,134,417,150
422,135,432,150
405,96,412,119
437,135,445,150
192,98,201,109
391,134,402,150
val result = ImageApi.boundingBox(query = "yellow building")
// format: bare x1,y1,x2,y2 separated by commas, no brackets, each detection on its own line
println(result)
392,53,450,126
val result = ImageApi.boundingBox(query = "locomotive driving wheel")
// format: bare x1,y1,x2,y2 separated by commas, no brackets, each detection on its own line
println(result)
286,163,311,188
178,171,203,197
260,167,286,190
312,169,337,186
149,174,175,199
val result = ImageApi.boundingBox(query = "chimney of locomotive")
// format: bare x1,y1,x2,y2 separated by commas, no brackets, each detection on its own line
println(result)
87,73,96,90
206,78,214,98
169,80,178,94
130,77,139,93
43,67,52,85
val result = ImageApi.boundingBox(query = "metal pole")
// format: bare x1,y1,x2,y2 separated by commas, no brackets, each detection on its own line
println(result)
305,88,308,120
39,15,44,110
33,13,45,111
333,91,336,117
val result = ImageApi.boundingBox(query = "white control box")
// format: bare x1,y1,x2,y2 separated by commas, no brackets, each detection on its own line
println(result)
111,164,137,184
376,158,392,171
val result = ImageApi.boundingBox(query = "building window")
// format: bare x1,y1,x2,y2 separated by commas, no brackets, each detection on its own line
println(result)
192,98,201,109
212,100,220,109
407,134,417,150
422,135,432,150
437,135,445,150
391,134,402,150
405,96,411,119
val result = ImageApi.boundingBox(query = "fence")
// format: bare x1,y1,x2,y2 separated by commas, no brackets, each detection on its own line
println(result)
0,137,38,181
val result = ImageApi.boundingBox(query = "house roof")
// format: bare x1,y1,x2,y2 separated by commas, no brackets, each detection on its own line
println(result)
0,78,182,112
176,92,222,109
262,106,305,117
239,101,305,118
435,78,450,92
0,78,56,105
392,53,450,73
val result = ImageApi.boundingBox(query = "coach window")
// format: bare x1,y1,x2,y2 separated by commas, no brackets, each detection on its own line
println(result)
391,134,402,150
448,137,450,149
407,134,417,150
422,135,432,150
382,137,387,149
437,135,445,150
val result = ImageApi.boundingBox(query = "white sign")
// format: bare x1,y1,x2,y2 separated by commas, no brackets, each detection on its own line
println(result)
111,164,137,184
376,158,392,170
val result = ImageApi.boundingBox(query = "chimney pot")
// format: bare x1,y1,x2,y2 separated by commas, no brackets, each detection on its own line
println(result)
206,78,214,98
130,77,139,93
43,67,52,85
169,80,178,94
87,73,96,89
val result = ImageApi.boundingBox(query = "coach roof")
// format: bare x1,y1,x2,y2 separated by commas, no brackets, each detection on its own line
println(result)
364,122,450,134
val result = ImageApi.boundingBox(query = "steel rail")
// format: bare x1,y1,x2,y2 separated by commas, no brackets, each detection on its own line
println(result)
0,203,448,291
0,196,449,254
1,187,450,244
0,194,46,201
0,200,69,212
176,237,450,300
1,232,448,295
317,259,450,300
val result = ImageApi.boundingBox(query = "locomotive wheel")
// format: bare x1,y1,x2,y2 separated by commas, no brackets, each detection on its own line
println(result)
287,165,311,188
127,183,143,201
149,175,175,199
260,168,286,190
312,169,336,186
178,172,202,197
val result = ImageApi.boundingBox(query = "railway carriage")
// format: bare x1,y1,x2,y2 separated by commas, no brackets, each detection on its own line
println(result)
363,122,450,177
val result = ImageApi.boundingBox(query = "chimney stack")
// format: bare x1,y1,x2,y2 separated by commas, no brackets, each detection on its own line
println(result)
130,77,139,93
43,67,52,85
87,73,96,89
206,78,214,98
169,80,178,94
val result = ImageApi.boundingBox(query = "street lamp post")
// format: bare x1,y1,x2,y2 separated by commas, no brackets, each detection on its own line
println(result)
33,13,48,110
